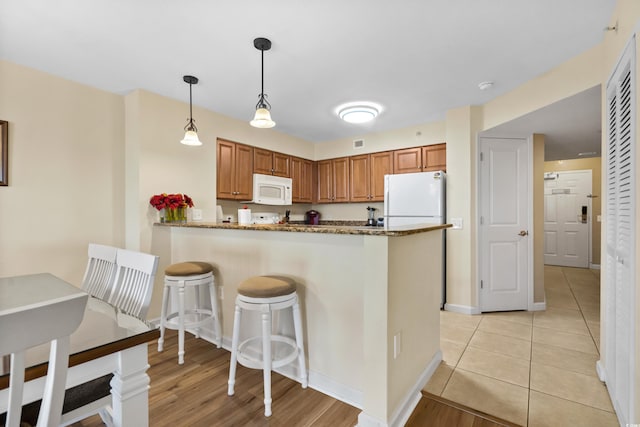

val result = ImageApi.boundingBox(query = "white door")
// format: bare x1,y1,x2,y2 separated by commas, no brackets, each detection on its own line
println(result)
543,170,592,268
602,36,636,425
479,137,530,312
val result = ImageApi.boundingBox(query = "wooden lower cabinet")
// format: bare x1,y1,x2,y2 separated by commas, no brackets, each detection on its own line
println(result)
290,156,313,203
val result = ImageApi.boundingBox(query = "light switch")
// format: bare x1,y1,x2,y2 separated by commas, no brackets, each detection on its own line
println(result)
597,215,601,222
451,218,463,229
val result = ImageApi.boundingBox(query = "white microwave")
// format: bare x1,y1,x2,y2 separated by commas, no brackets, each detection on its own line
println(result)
250,173,292,205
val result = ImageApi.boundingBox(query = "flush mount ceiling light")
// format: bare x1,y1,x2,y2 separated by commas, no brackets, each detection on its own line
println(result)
337,102,381,124
180,75,202,146
250,37,276,129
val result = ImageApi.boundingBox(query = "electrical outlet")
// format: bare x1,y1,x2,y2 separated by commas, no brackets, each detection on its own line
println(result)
451,218,463,229
192,209,203,221
394,331,402,359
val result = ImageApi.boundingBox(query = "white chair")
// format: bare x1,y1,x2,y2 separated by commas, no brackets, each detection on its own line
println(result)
0,275,88,427
80,243,118,301
59,248,159,427
107,248,159,320
227,275,307,417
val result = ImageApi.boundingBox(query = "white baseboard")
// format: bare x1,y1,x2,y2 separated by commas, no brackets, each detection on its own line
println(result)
596,360,606,382
590,263,601,270
444,303,481,315
356,350,442,427
530,301,546,311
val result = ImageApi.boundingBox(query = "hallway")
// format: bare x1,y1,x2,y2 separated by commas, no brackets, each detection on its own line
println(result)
424,266,618,426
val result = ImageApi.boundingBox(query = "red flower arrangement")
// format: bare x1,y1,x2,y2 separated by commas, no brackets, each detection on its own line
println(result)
149,193,194,210
150,193,194,223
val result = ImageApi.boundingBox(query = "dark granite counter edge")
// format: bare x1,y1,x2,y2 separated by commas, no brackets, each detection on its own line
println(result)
155,222,452,236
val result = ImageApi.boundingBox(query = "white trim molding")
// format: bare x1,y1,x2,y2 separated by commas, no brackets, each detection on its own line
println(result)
444,303,481,315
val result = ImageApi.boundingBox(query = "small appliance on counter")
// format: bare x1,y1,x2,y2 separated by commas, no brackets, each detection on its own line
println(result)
366,206,377,226
305,210,320,225
252,212,281,224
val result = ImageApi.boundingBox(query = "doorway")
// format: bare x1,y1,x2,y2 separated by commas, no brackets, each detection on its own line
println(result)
543,170,592,268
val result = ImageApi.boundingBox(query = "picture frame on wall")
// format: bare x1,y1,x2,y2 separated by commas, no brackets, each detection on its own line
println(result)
0,120,7,186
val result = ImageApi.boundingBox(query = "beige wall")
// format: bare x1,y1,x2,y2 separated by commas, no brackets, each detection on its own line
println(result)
0,61,125,286
544,157,602,265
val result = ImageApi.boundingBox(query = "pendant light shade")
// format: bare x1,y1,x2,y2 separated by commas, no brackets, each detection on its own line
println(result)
250,37,276,129
180,75,202,146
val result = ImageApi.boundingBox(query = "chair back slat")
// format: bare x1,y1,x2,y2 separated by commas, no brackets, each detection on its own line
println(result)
81,244,118,300
108,249,159,320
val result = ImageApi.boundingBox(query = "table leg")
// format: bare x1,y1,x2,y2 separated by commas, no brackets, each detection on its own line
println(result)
109,344,151,427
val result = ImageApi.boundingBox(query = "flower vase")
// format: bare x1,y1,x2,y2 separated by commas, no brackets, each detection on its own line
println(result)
160,207,186,223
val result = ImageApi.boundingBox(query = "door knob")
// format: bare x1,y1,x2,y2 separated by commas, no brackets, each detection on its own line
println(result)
518,230,529,236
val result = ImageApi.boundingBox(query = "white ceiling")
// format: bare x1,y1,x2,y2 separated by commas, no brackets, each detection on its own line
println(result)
0,1,615,159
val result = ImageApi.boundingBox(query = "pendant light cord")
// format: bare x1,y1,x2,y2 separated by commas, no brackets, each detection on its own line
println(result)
186,80,197,132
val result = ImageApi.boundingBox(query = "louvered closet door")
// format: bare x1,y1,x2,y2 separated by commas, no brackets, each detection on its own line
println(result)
604,36,636,424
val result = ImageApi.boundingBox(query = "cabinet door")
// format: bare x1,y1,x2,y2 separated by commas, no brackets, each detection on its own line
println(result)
332,157,350,202
217,139,236,199
234,143,254,200
370,151,393,201
253,148,273,175
316,160,333,203
273,152,290,177
349,154,371,202
423,143,446,172
291,156,313,203
393,147,422,173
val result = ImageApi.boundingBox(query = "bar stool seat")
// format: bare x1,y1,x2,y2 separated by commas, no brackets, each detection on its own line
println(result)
158,261,221,365
227,275,308,417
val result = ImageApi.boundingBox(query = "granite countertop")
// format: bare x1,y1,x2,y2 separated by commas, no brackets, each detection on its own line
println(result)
155,221,451,236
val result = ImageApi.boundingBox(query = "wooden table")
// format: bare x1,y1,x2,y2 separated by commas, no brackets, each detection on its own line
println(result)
0,273,160,427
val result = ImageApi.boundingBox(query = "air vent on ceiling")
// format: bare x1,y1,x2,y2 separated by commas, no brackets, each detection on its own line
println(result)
353,139,365,149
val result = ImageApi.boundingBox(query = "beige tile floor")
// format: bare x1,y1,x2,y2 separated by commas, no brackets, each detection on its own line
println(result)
424,265,619,427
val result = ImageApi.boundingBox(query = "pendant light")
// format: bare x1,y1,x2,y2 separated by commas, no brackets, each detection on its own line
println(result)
180,75,202,146
250,37,276,129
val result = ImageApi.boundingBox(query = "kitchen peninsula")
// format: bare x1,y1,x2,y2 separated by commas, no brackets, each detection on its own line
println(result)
151,221,449,427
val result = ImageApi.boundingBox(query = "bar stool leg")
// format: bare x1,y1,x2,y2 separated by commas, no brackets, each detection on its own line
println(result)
158,284,170,352
193,283,201,339
178,281,185,365
209,281,222,348
227,304,242,396
261,308,273,417
292,300,308,388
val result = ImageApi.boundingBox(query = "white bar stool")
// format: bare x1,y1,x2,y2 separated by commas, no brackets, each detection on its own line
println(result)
227,275,308,417
158,261,221,364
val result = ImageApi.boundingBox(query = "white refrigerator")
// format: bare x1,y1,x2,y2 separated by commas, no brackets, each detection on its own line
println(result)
384,171,446,308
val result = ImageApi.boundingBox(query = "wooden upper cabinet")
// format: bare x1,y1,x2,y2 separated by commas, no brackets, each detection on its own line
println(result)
422,143,446,172
253,148,273,175
393,147,423,174
393,144,447,174
349,152,392,202
273,152,290,177
253,148,290,177
332,157,350,202
370,151,393,201
290,156,313,203
349,155,371,202
216,139,253,200
316,157,349,203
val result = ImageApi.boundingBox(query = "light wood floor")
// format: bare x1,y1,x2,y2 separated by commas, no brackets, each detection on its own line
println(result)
72,330,512,427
